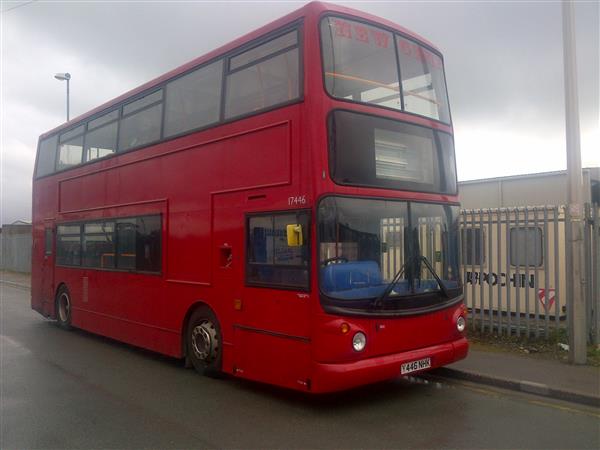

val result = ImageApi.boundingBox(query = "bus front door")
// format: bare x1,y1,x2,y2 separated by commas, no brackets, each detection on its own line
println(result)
213,196,311,390
237,211,311,390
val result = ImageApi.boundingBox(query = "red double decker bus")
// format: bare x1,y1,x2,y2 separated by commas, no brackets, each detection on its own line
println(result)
31,1,467,392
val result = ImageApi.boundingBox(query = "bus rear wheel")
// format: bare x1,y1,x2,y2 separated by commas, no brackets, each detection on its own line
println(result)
186,307,222,378
55,285,72,330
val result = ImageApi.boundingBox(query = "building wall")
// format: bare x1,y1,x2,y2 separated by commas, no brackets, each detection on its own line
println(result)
459,168,597,209
1,224,32,273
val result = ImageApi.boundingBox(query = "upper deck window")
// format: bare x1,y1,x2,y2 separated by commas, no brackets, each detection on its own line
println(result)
225,29,300,119
57,125,85,171
320,16,451,124
164,60,223,137
88,109,119,130
123,90,163,116
85,111,118,162
36,135,58,177
321,17,401,111
34,24,302,178
396,36,450,123
119,90,163,151
230,30,297,70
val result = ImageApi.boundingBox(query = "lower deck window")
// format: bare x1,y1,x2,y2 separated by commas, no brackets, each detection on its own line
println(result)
57,225,81,266
56,214,162,273
246,210,309,289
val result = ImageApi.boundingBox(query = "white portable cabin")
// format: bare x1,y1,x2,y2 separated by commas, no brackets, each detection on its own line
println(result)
457,168,599,328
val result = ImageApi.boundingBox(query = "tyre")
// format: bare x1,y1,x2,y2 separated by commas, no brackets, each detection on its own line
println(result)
186,306,222,378
55,285,73,330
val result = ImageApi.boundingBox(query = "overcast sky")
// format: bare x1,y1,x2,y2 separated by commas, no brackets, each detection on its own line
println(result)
1,0,598,224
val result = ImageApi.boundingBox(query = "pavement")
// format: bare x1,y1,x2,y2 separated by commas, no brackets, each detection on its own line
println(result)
2,270,599,408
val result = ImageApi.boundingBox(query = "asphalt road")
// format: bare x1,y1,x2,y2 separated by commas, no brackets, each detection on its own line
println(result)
2,282,599,449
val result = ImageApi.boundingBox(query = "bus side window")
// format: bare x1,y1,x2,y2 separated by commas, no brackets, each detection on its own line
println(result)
36,135,58,178
116,215,162,273
116,220,137,270
118,90,163,152
57,125,85,171
135,215,161,273
246,210,309,290
225,30,300,120
56,225,82,266
164,60,223,138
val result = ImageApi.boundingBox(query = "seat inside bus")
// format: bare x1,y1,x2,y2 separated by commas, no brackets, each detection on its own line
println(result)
321,260,384,297
321,259,451,299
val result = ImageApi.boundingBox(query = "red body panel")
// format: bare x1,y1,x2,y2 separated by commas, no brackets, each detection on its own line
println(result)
31,1,467,393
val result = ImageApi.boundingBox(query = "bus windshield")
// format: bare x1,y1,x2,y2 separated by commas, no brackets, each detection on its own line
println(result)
318,196,462,310
321,16,450,123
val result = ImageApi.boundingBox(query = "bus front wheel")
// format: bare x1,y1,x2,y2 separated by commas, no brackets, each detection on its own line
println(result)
55,285,73,330
186,307,222,378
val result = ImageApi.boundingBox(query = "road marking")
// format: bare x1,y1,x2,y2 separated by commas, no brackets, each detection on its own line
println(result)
458,381,600,419
526,399,600,419
0,334,31,354
0,280,31,290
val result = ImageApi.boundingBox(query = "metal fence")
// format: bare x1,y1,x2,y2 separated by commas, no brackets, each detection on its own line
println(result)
588,204,600,345
460,204,599,343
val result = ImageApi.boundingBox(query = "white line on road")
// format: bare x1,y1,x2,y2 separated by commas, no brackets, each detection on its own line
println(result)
0,334,32,355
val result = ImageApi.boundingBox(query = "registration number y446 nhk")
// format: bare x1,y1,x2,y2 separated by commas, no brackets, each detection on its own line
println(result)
401,357,431,375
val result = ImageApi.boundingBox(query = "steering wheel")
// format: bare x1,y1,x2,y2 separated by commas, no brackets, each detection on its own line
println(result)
322,256,349,266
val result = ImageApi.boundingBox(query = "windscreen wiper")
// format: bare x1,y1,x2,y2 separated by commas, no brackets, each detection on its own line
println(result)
372,255,450,308
372,254,417,308
419,255,450,298
372,264,406,309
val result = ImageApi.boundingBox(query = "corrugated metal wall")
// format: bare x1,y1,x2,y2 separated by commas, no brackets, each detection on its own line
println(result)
1,224,32,273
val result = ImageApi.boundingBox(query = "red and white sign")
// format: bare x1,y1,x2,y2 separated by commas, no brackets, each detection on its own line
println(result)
537,288,556,310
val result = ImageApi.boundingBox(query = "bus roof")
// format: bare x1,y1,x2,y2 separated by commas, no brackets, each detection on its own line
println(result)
40,1,441,139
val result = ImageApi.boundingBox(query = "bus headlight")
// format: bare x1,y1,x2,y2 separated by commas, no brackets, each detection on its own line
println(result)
352,332,366,352
457,316,466,333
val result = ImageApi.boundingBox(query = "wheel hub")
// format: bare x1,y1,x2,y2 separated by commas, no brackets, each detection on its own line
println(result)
191,320,218,363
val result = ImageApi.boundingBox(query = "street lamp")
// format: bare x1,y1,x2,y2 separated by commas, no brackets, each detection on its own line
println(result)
54,72,71,121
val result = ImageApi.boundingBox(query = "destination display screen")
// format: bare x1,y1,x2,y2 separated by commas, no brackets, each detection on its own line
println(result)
328,110,457,194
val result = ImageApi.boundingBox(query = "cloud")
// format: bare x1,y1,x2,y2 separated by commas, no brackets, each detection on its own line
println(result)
1,0,598,224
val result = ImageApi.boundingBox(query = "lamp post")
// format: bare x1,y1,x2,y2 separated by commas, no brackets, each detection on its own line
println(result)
54,72,71,121
562,0,586,364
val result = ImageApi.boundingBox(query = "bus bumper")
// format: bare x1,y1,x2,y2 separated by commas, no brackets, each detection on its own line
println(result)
310,337,468,393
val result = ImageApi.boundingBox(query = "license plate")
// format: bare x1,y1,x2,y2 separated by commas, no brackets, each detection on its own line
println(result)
401,357,431,375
